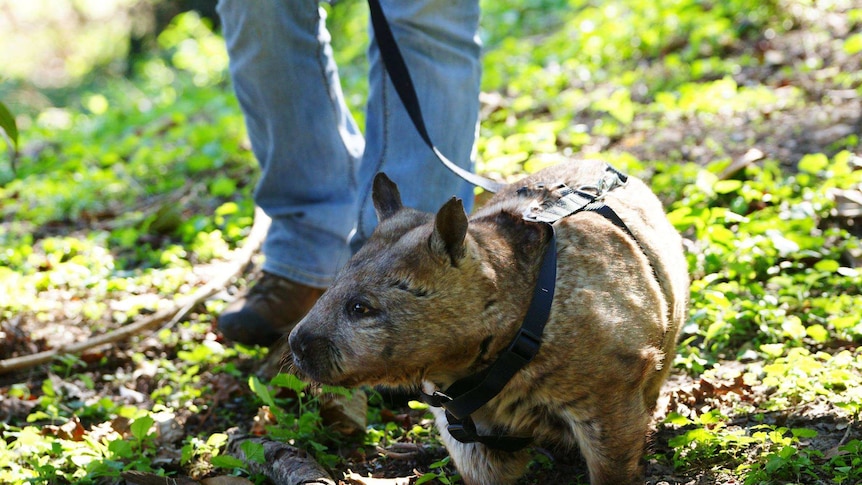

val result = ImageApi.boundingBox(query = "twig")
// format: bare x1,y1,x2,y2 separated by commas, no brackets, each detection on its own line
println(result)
376,442,424,460
836,420,854,448
0,208,271,375
718,148,765,180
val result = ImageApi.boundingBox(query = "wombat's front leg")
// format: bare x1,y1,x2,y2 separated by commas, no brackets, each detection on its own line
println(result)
575,398,652,485
430,407,530,485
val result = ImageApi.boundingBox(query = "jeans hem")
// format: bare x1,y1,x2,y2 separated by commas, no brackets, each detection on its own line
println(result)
261,259,334,290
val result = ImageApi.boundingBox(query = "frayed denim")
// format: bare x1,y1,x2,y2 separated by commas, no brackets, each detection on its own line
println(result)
218,0,480,288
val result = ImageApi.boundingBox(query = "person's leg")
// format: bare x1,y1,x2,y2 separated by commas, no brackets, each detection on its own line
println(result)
220,0,363,287
352,0,482,250
217,0,364,345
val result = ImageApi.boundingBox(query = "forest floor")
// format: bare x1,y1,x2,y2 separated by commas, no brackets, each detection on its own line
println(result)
1,1,862,484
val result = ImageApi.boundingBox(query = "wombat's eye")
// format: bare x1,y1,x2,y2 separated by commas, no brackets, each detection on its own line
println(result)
346,298,377,318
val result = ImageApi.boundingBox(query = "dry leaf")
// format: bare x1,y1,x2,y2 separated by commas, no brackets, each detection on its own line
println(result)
42,415,85,441
319,388,367,436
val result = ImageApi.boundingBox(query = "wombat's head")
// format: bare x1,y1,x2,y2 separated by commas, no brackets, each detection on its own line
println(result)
288,173,513,388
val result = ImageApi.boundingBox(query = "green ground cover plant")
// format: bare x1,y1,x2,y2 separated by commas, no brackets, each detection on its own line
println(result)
1,0,860,483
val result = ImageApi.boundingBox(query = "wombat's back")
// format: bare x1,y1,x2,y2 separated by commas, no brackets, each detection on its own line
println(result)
477,158,688,419
485,159,687,339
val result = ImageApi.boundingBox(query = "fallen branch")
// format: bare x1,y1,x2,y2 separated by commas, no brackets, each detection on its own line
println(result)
226,430,335,485
0,208,271,375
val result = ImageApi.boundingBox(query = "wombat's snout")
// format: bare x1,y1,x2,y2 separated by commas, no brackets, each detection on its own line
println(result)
288,327,338,382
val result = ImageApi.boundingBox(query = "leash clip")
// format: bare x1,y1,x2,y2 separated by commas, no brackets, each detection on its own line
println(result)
420,389,453,408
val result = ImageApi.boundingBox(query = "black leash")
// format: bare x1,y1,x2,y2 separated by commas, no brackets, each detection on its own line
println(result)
367,0,505,193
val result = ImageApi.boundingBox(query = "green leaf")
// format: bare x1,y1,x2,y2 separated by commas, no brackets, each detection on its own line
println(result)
664,412,693,426
249,375,275,407
209,176,237,197
797,153,828,174
108,439,134,459
594,88,635,125
765,454,787,473
791,428,818,439
211,454,247,469
206,433,229,448
698,410,724,426
813,259,839,272
240,441,266,464
181,444,193,465
707,225,736,245
760,343,785,358
0,100,18,150
130,416,155,441
415,473,438,485
407,400,429,410
270,373,308,393
713,179,743,194
845,33,862,54
781,316,807,340
430,456,451,469
777,445,797,459
320,384,353,397
805,324,829,343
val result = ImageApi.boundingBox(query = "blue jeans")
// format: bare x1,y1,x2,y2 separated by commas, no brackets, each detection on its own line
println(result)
217,0,481,288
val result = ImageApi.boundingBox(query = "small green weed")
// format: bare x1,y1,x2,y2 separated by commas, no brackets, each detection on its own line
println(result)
246,373,354,469
415,456,461,485
824,439,862,484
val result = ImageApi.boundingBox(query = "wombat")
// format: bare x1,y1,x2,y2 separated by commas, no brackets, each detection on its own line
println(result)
289,159,689,485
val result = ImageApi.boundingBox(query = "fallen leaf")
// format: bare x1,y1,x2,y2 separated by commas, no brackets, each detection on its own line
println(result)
319,388,367,436
111,416,131,436
153,410,185,444
250,406,276,436
42,415,85,441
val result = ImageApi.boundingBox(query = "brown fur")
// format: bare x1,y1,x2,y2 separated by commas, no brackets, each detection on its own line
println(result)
289,160,689,485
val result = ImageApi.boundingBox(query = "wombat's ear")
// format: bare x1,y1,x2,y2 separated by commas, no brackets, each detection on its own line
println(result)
430,197,468,266
372,173,403,221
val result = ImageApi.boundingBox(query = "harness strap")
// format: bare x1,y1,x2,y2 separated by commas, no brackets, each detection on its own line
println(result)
367,0,506,193
426,224,556,420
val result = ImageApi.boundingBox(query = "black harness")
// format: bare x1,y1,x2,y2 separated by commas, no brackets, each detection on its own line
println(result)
366,0,639,451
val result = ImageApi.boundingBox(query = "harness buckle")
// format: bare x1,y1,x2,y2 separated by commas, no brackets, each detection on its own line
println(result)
507,328,542,364
445,412,478,443
446,422,471,442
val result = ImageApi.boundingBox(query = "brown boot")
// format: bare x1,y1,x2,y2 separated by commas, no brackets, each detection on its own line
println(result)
217,272,324,346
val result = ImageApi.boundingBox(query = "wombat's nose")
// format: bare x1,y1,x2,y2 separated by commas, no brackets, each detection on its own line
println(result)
288,328,331,364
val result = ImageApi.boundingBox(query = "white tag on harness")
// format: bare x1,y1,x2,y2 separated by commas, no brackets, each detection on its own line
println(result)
520,165,628,224
523,184,596,223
